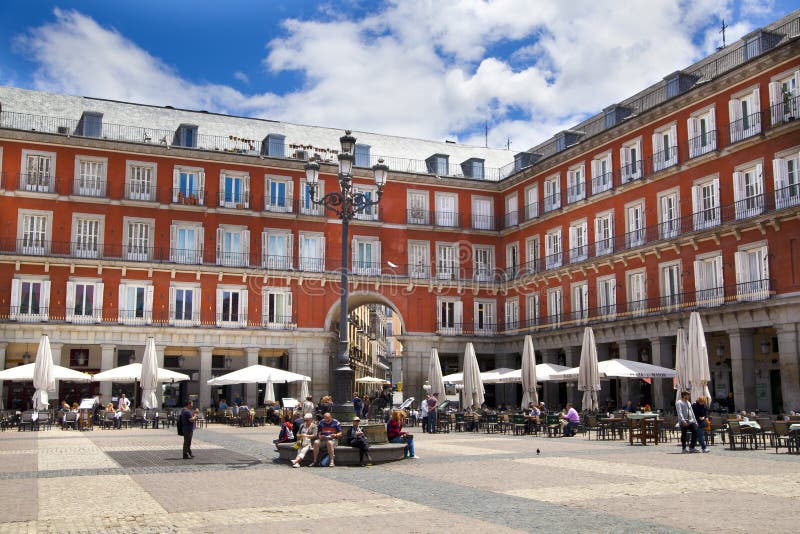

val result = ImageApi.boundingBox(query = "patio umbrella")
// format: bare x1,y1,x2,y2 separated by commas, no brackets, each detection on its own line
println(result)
263,379,275,402
442,371,464,383
476,368,518,384
687,312,712,402
0,363,91,382
91,363,190,383
461,342,484,409
674,327,690,403
140,337,158,409
206,364,310,385
355,376,390,384
427,348,446,398
32,335,55,411
298,379,309,400
553,360,676,380
577,327,600,412
520,335,538,407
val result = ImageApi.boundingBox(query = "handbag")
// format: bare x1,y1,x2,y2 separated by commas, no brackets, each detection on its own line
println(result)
177,422,184,436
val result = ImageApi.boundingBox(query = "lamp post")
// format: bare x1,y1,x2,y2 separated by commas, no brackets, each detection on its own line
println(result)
304,131,389,420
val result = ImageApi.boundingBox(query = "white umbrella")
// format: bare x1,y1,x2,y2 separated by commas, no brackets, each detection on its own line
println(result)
355,376,390,384
449,364,571,384
91,363,190,383
298,379,309,400
263,379,275,402
554,359,677,380
32,335,55,411
207,364,310,385
427,348,446,398
577,327,600,412
442,371,464,383
461,343,484,409
521,335,539,407
687,312,712,402
140,337,158,409
0,363,91,382
675,327,690,403
476,367,518,384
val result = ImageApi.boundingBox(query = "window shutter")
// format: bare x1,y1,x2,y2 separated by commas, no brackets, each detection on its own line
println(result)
454,301,463,326
216,228,223,264
168,286,176,325
197,171,205,205
752,87,761,113
694,259,704,293
261,231,269,267
651,132,660,155
41,280,50,321
691,185,701,215
239,289,249,327
243,175,250,208
286,180,294,211
169,224,177,262
196,227,204,262
219,173,225,205
610,279,617,307
261,289,268,324
375,240,382,270
714,257,723,289
172,168,180,202
620,146,629,182
286,233,293,269
94,282,104,322
215,289,222,326
668,125,677,153
319,236,326,269
708,107,716,132
733,171,745,202
728,98,740,123
122,221,130,253
773,158,787,192
65,280,76,321
688,117,697,144
351,237,358,268
769,82,782,124
569,226,576,251
118,285,126,322
285,290,292,321
734,251,745,286
242,229,251,266
760,245,769,281
192,288,200,324
713,179,720,208
473,301,479,328
145,285,154,324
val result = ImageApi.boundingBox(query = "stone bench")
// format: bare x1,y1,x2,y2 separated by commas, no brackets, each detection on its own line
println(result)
275,441,407,465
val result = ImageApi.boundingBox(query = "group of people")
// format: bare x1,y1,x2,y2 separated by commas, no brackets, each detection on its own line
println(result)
675,392,711,453
419,392,440,433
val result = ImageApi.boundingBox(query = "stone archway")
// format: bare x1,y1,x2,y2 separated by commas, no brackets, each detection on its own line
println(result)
322,290,407,335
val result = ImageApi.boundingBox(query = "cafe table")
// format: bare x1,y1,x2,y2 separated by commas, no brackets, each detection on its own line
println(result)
627,412,660,445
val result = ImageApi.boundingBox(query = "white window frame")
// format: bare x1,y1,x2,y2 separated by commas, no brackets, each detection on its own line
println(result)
437,297,462,334
354,184,379,221
773,149,800,208
74,155,108,197
17,209,52,255
545,228,562,269
352,236,381,275
262,229,293,270
435,192,459,227
620,138,642,183
474,299,496,335
264,175,293,213
660,260,682,309
216,285,248,327
543,174,561,212
172,166,205,205
169,283,200,326
66,278,103,323
693,252,723,307
525,235,540,274
506,242,519,278
262,287,293,328
768,68,800,126
20,149,56,193
692,175,720,230
526,293,540,326
216,225,250,267
524,183,539,219
125,160,157,201
118,281,153,325
594,210,614,256
473,245,495,282
71,213,105,259
547,287,562,322
219,170,250,209
504,297,520,331
568,219,588,263
597,275,616,317
626,269,647,315
566,164,585,203
408,240,431,279
657,188,680,239
728,86,761,142
436,242,458,280
687,106,717,158
735,241,770,302
471,195,493,230
625,199,646,249
298,232,325,272
505,192,519,227
652,123,678,172
591,152,612,194
300,179,324,216
170,221,204,264
407,190,430,225
10,276,50,322
571,281,589,322
733,161,764,219
122,217,155,261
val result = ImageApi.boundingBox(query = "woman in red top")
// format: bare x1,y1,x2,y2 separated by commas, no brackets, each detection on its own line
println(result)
387,410,417,458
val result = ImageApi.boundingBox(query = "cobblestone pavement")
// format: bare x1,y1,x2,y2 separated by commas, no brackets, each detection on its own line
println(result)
0,425,798,533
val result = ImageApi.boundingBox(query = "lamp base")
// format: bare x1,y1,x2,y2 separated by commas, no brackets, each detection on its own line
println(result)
330,365,357,423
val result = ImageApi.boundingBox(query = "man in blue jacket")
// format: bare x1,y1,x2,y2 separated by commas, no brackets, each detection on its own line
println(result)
180,400,198,459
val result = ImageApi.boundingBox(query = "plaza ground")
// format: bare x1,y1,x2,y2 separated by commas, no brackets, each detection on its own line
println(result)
0,425,798,533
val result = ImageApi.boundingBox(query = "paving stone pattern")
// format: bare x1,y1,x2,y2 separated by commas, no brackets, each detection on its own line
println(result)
0,425,798,533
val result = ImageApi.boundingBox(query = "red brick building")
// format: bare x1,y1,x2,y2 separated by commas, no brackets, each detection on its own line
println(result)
1,12,799,413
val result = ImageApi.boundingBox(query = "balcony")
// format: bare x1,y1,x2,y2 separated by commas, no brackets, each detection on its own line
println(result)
595,236,616,257
568,245,588,264
524,202,539,220
471,214,498,231
352,259,381,276
687,130,718,159
123,182,157,202
650,145,678,173
299,199,325,217
624,228,646,249
769,94,800,127
434,211,461,228
406,208,431,225
566,182,585,204
503,211,520,228
17,172,58,194
217,251,249,268
73,178,107,198
263,192,293,213
618,160,644,184
171,188,206,206
543,192,561,213
590,173,613,196
9,305,50,323
118,309,152,325
544,251,562,270
170,248,204,265
728,111,763,144
262,254,293,270
262,314,297,330
218,191,250,210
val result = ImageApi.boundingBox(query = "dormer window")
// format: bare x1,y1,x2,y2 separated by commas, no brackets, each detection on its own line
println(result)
79,112,103,138
461,158,484,179
354,144,371,167
426,154,449,175
175,124,198,148
263,134,286,158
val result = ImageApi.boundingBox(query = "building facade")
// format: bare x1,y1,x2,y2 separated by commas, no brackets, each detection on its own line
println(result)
1,12,799,413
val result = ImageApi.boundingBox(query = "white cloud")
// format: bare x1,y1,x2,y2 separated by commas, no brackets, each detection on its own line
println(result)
9,1,782,151
233,71,250,84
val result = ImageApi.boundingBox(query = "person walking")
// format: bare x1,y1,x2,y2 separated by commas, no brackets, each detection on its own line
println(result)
692,396,710,453
179,400,199,459
419,394,429,433
676,391,698,453
352,393,363,417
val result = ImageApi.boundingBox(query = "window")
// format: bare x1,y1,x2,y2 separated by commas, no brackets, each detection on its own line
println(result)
352,237,381,275
21,151,55,192
66,279,103,323
471,196,493,230
262,288,292,327
260,176,292,213
733,163,764,219
545,228,562,269
426,154,449,175
625,201,645,248
172,167,205,205
72,214,103,259
436,243,457,280
658,190,680,239
594,212,614,256
524,184,539,219
543,174,561,212
620,139,642,182
118,282,153,324
473,246,494,282
220,171,250,209
506,242,520,279
773,151,800,208
123,218,154,261
597,276,616,317
525,236,540,274
505,298,519,330
10,278,50,321
354,144,371,167
217,286,248,326
262,230,293,269
216,226,250,267
407,190,429,224
505,193,519,227
438,298,462,334
692,177,720,230
660,262,682,309
627,270,647,315
435,193,458,227
694,253,723,307
547,288,562,322
728,88,761,143
18,210,51,255
474,300,496,335
526,293,540,326
571,282,589,321
125,162,156,201
768,69,800,125
74,156,107,197
408,241,430,278
170,222,204,264
591,153,612,194
462,158,485,179
169,285,199,325
568,220,588,263
735,243,769,301
353,185,378,221
688,108,717,158
652,124,678,171
566,164,585,203
299,233,325,272
300,180,324,216
175,124,197,148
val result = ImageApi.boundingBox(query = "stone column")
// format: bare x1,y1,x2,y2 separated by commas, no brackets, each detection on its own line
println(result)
564,345,581,407
199,347,213,410
542,349,560,409
649,336,673,412
245,347,259,406
728,329,756,412
49,342,64,402
776,323,800,412
619,340,638,407
155,343,166,409
0,342,7,408
99,344,116,400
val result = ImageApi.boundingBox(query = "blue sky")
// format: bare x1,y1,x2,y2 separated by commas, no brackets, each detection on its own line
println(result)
0,0,797,150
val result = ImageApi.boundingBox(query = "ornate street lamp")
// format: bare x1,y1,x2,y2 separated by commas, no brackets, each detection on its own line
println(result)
304,131,388,420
